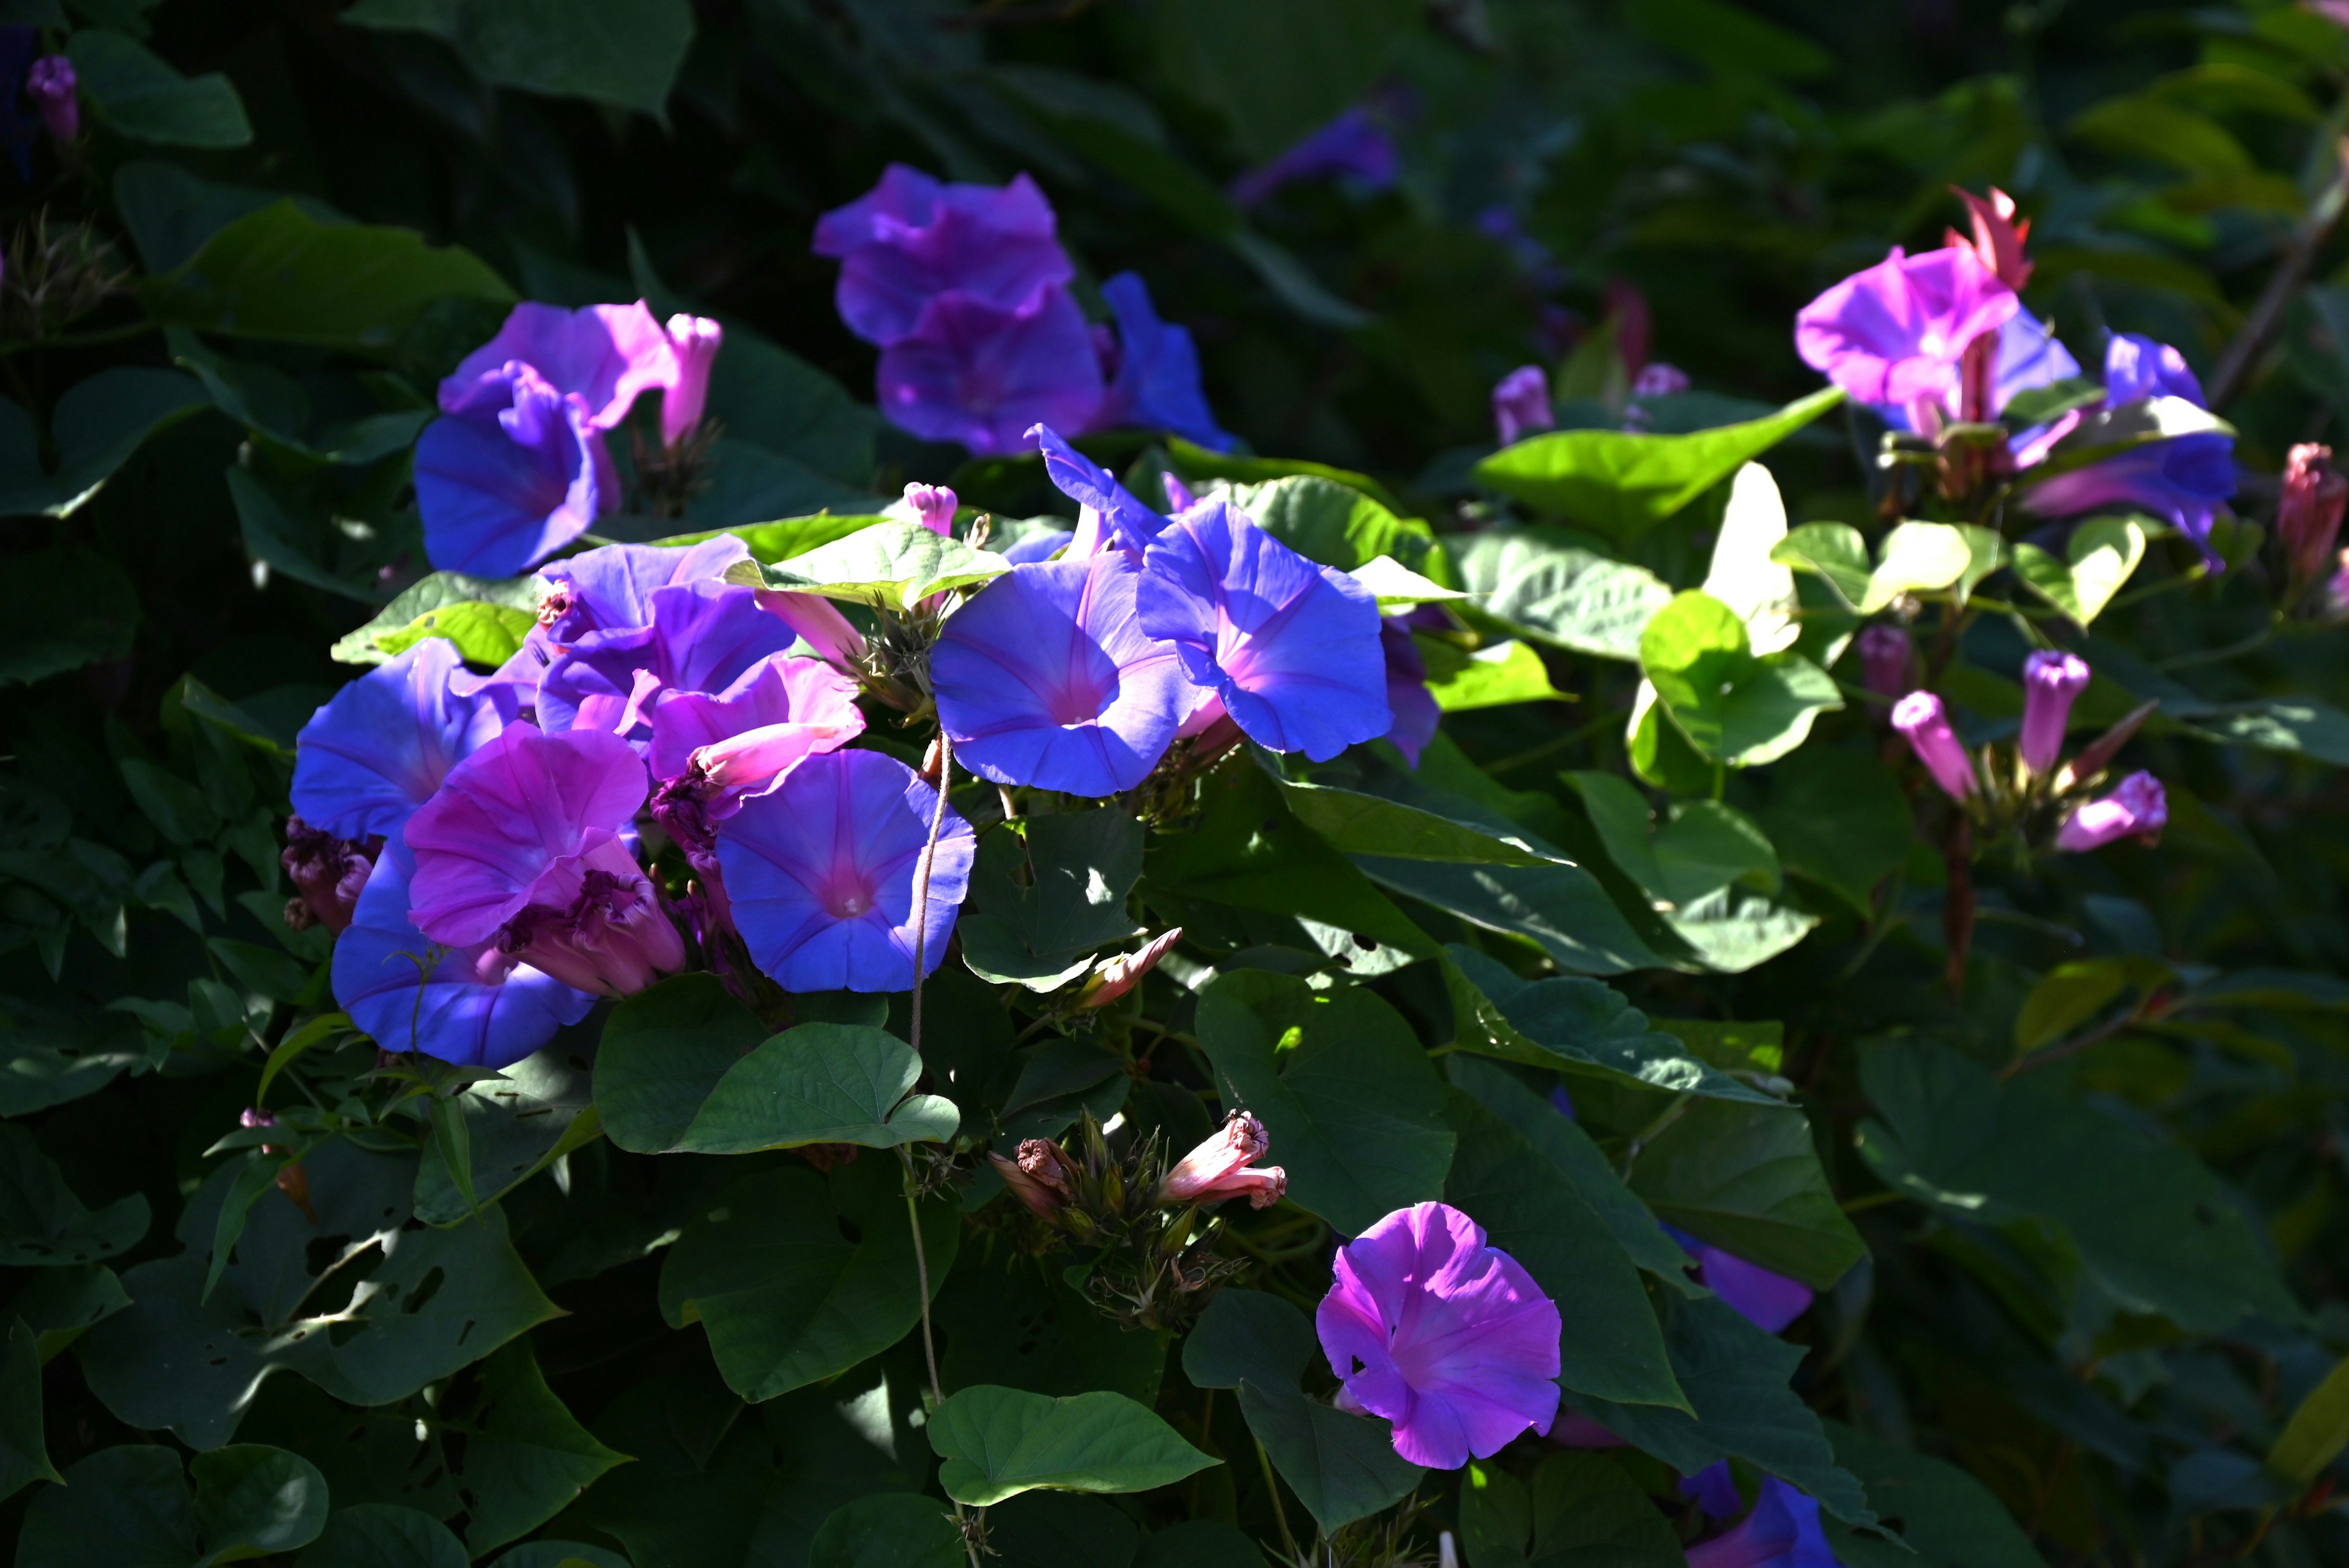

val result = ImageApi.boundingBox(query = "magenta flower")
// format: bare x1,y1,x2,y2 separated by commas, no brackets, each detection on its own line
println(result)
2055,770,2165,853
714,748,976,992
415,363,611,577
1491,365,1554,446
659,313,722,448
1795,245,2016,422
2279,443,2348,585
1094,272,1235,453
26,55,74,143
1855,624,1912,702
536,538,754,653
1135,499,1390,762
333,843,596,1069
440,301,680,431
1687,1478,1839,1568
1381,617,1441,768
1316,1201,1563,1470
1159,1113,1286,1209
538,581,796,741
292,639,507,839
1230,107,1400,209
404,726,685,998
1891,691,1976,801
877,288,1105,456
812,165,1075,347
932,554,1192,795
897,482,957,537
647,653,864,800
2019,650,2089,775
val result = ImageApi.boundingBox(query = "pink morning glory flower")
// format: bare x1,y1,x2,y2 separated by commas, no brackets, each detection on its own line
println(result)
1315,1200,1563,1471
932,554,1192,795
1795,245,2016,425
333,842,595,1069
714,748,975,993
439,301,683,432
404,726,685,998
1135,499,1391,762
292,639,507,840
2055,770,2166,853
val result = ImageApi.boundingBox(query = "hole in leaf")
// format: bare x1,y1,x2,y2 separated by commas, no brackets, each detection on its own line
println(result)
403,1266,447,1315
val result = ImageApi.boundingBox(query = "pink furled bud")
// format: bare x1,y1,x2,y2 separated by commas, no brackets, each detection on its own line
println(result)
2279,443,2348,585
2055,770,2166,853
26,56,76,144
2018,649,2090,775
1891,691,1977,801
1161,1112,1288,1209
1855,624,1913,702
691,719,866,792
1079,927,1182,1010
1491,365,1554,447
659,314,722,448
1946,185,2032,291
755,589,867,669
900,482,958,537
281,815,379,934
1630,362,1690,398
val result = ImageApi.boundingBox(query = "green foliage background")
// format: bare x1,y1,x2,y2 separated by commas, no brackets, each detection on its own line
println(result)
2,1,2349,1565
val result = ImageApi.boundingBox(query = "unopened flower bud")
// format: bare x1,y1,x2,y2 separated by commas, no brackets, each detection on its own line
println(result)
1491,365,1554,447
755,589,867,670
2018,650,2090,775
1891,691,1976,801
2279,443,2348,587
2055,770,2166,853
899,482,958,538
26,56,76,144
1855,624,1913,702
1079,928,1182,1010
1946,185,2032,290
1630,362,1691,398
992,1145,1066,1219
1161,1113,1287,1209
660,314,722,449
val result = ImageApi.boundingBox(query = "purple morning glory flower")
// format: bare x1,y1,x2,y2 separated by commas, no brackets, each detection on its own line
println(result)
1316,1200,1563,1471
1795,245,2016,423
932,554,1192,795
440,301,680,431
877,288,1105,456
647,653,865,798
1380,617,1440,768
536,538,754,653
1681,1461,1745,1520
1891,691,1976,802
812,165,1075,347
25,55,74,143
998,529,1075,565
415,363,611,578
2055,770,2166,853
1230,106,1400,209
1094,272,1235,453
1492,365,1554,446
714,748,976,993
404,725,685,998
538,580,797,740
1031,423,1167,555
2103,332,2204,405
2019,650,2089,775
1686,1478,1840,1568
1663,1225,1815,1335
292,639,506,840
1135,499,1390,762
2022,333,2235,562
333,842,596,1069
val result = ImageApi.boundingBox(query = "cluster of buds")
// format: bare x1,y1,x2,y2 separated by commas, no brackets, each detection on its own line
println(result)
1891,650,2166,855
991,1110,1283,1328
4,210,130,342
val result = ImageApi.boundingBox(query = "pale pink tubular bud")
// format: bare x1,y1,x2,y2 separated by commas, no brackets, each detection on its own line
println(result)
901,482,957,537
1855,624,1913,702
1491,365,1554,447
1162,1112,1286,1209
2054,770,2166,853
691,720,864,793
755,589,867,667
1080,928,1182,1011
1891,690,1976,800
660,314,722,448
2279,443,2348,585
2017,649,2090,775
